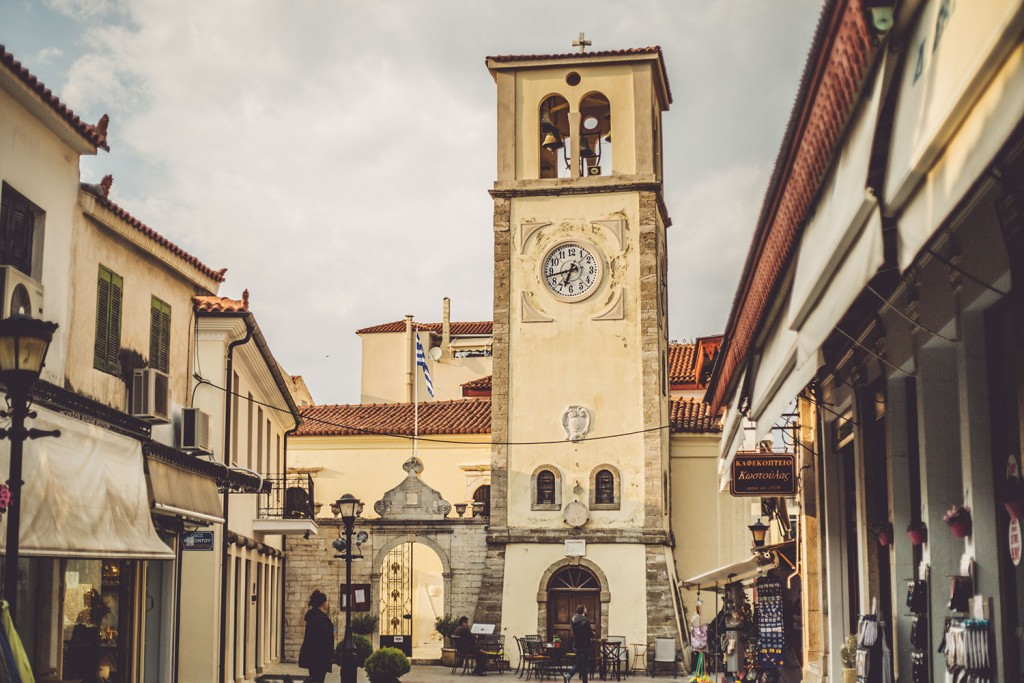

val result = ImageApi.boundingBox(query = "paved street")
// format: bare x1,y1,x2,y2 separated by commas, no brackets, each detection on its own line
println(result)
260,663,514,683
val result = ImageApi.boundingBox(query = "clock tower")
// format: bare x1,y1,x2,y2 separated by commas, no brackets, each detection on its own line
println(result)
478,44,680,644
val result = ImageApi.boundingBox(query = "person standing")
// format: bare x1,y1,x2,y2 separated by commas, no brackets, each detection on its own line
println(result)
298,590,335,683
453,615,489,675
565,605,593,683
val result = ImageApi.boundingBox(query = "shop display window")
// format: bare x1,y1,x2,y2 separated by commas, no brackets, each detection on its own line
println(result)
62,559,128,683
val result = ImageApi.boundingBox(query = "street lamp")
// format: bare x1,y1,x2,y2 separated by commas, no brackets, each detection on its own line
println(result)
748,518,770,548
0,315,60,619
334,493,362,683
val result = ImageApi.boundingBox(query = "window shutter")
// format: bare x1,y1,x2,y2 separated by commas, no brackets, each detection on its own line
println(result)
107,272,123,373
149,297,171,373
0,188,35,275
94,269,111,371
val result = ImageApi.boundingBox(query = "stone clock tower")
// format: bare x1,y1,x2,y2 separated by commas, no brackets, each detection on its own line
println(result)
477,44,681,645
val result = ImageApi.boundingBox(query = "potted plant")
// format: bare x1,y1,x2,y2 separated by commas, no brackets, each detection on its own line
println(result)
552,634,561,648
943,505,972,538
840,634,857,683
435,614,459,666
1003,477,1024,521
365,647,412,683
907,520,927,546
870,522,894,547
351,613,379,637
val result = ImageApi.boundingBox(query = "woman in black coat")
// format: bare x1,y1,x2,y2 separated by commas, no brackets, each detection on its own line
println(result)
298,590,335,683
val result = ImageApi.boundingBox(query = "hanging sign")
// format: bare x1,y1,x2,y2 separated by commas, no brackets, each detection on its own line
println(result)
1010,519,1022,567
730,453,797,497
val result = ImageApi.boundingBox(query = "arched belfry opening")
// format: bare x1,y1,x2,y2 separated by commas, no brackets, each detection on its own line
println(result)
539,95,571,179
579,91,611,176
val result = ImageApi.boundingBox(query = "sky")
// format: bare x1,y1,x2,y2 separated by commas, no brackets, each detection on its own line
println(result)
0,0,821,404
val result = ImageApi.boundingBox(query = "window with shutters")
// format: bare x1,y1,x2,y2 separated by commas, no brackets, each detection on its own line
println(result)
149,297,171,373
94,265,123,374
0,184,39,276
531,465,562,511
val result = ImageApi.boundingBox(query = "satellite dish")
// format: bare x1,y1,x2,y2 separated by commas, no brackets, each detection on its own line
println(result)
428,346,442,361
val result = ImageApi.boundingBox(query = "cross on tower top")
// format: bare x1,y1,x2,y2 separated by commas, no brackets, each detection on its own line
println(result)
573,32,592,53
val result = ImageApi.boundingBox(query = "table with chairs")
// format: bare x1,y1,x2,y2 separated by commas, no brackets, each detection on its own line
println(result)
507,636,668,681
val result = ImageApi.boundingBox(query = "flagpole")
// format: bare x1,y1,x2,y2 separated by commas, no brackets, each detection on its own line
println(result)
414,332,419,458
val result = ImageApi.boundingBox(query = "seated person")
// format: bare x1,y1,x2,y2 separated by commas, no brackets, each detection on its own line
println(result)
453,616,489,675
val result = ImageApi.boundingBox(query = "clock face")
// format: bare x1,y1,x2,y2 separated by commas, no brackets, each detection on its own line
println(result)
541,242,603,301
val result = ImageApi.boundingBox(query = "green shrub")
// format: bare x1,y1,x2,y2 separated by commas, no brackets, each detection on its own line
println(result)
435,614,459,643
335,635,374,668
350,613,379,636
365,647,411,683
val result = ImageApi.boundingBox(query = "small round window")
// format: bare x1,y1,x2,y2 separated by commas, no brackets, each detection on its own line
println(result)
565,72,581,86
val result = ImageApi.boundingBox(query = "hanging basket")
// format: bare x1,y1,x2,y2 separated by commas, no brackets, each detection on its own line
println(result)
949,519,972,539
907,527,927,546
877,530,892,547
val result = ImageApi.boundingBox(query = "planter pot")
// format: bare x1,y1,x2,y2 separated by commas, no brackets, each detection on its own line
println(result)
908,528,927,545
878,531,892,546
949,519,972,538
842,668,857,683
441,648,457,667
1004,500,1024,521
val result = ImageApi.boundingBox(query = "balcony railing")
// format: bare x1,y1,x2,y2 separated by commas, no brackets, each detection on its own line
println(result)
258,473,315,520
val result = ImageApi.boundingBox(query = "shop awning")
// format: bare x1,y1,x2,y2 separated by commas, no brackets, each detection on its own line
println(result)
148,458,224,525
681,541,794,590
718,372,748,485
0,409,174,559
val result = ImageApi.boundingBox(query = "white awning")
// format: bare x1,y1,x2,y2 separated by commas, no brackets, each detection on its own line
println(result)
0,409,174,559
148,458,224,526
718,372,747,476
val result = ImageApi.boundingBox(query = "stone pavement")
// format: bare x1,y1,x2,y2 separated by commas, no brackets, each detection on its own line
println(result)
259,662,496,683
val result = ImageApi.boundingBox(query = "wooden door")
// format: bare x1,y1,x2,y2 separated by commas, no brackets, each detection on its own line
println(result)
546,566,601,644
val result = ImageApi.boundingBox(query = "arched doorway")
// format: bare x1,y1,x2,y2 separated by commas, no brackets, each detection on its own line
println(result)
546,566,601,642
378,541,446,659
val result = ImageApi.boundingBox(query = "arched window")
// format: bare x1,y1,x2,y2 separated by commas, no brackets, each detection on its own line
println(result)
589,465,620,510
539,95,570,179
531,466,562,511
578,92,611,177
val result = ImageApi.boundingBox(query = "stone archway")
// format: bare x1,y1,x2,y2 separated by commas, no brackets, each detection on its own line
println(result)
536,558,611,639
371,534,452,657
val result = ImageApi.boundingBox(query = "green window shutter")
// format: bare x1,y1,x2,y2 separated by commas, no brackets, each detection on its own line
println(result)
149,297,171,373
0,186,35,275
94,266,123,374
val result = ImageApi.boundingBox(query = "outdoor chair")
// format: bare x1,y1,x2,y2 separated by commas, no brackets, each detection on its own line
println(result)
649,638,678,678
451,635,474,676
600,636,628,680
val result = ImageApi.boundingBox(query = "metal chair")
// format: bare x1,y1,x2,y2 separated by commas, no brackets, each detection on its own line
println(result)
649,638,677,678
451,635,474,676
601,637,627,679
629,643,651,676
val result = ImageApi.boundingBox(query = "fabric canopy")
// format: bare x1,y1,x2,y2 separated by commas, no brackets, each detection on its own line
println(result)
148,458,224,525
0,409,174,559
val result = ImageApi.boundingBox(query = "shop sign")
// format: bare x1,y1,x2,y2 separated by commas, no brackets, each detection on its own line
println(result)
182,531,214,551
730,453,797,497
1010,519,1022,567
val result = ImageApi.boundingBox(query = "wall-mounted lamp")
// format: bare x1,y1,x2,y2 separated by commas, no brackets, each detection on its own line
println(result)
748,519,770,548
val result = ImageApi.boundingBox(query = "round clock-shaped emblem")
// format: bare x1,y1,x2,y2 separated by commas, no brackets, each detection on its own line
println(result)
541,242,603,301
563,501,590,528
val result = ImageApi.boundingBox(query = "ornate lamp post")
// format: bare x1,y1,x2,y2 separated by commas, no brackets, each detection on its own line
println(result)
333,493,363,683
0,315,59,619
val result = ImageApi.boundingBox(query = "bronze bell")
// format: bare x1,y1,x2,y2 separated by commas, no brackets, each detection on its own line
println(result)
540,108,560,134
542,131,564,151
579,134,597,159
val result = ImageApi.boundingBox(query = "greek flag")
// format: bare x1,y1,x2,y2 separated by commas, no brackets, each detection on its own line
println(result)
415,333,434,397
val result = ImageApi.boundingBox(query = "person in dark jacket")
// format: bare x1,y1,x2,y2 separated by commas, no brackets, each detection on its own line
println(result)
453,616,489,675
565,605,594,683
298,590,335,683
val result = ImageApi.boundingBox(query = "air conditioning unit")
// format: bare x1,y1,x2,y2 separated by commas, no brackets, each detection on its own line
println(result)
180,407,213,454
0,265,44,318
131,368,170,423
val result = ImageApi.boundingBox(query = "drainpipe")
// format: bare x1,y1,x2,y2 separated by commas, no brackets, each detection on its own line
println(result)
281,422,300,662
220,323,253,683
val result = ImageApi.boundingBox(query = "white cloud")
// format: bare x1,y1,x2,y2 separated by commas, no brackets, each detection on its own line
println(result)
44,0,818,403
34,46,63,64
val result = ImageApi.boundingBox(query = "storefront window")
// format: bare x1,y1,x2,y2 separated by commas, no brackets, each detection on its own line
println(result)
62,559,130,683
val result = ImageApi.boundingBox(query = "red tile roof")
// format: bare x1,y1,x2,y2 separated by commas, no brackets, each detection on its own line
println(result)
461,376,492,390
669,344,697,385
669,397,721,434
296,398,491,437
194,292,248,313
486,46,672,104
706,0,874,413
1,44,110,151
356,320,493,335
83,182,227,283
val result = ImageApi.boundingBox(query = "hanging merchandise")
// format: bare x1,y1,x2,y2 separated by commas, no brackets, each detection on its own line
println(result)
690,612,708,652
854,604,892,683
754,576,784,669
0,600,33,682
939,618,992,683
906,579,928,614
688,652,712,683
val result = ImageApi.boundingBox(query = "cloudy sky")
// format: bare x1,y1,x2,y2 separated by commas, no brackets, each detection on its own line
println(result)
1,0,820,404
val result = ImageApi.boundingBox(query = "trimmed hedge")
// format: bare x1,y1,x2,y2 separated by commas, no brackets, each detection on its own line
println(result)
365,647,411,683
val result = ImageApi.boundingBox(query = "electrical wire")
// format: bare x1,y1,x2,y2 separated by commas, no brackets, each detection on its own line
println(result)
865,284,957,342
192,375,682,447
834,327,914,376
925,247,1009,297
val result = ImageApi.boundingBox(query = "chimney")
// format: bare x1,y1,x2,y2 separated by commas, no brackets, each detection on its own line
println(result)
441,297,451,359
